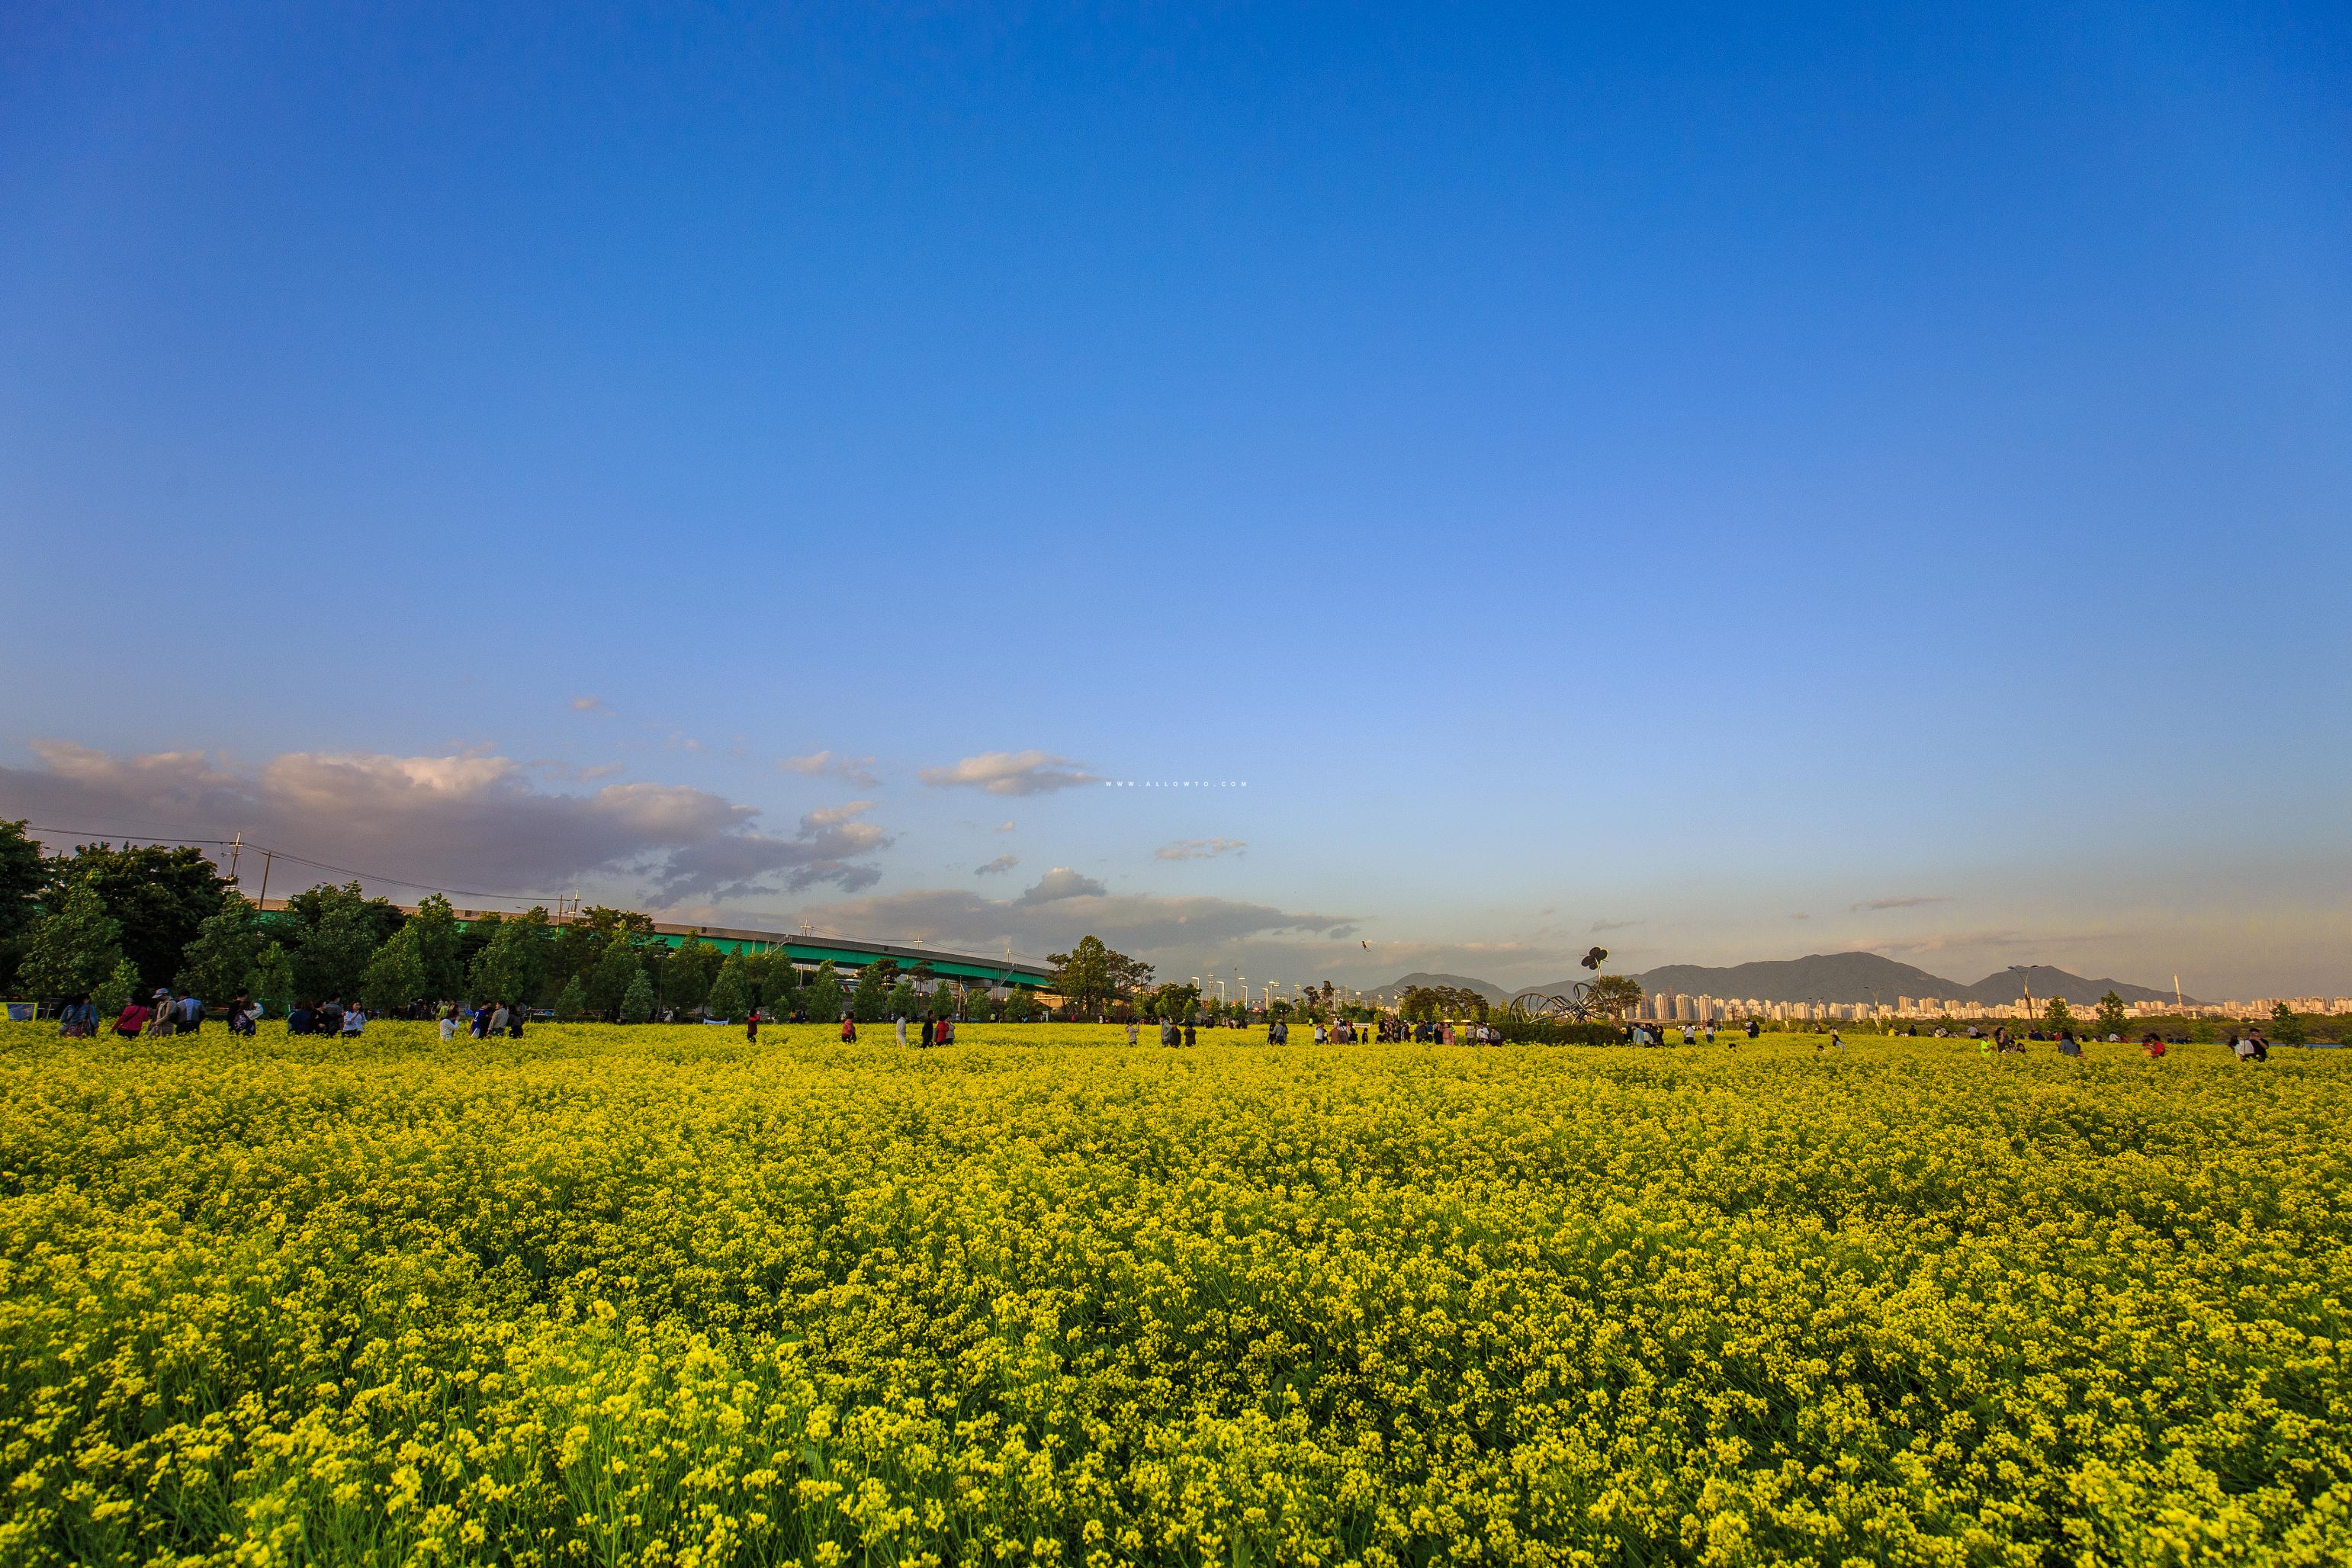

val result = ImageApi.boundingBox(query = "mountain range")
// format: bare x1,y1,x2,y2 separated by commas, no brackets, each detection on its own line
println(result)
1379,953,2192,1008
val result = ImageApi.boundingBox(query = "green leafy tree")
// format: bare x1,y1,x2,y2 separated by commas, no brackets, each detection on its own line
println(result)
929,981,959,1020
95,955,140,1017
470,918,546,1007
2042,997,2077,1033
663,939,716,1015
43,841,230,991
1001,986,1034,1023
619,969,656,1024
0,820,42,938
1586,975,1646,1019
764,964,802,1017
706,956,751,1021
585,942,643,1019
1045,935,1155,1016
360,924,426,1012
18,876,124,999
248,942,296,1016
804,960,843,1023
965,988,995,1023
176,892,264,1002
288,883,397,1001
407,894,465,1001
887,977,918,1019
2093,991,2129,1039
554,975,590,1020
851,959,896,1023
2270,1001,2309,1046
0,819,44,991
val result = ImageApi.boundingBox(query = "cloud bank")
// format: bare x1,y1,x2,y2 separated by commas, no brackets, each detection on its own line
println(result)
0,739,890,903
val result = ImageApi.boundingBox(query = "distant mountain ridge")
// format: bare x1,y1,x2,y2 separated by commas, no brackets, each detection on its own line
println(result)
1507,953,2189,1007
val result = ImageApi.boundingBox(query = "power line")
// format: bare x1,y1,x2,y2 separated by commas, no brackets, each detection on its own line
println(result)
21,823,567,907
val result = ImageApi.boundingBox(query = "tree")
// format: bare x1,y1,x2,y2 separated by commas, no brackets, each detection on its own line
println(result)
1001,986,1034,1023
554,975,590,1020
1586,975,1645,1019
46,842,230,991
887,978,918,1019
176,891,264,1002
248,942,296,1015
18,876,124,999
619,969,656,1024
585,942,643,1019
287,883,398,1002
804,960,843,1022
852,959,898,1023
360,925,426,1012
706,956,751,1021
966,988,995,1023
2270,1001,2309,1046
0,820,42,940
95,955,140,1017
2093,991,2130,1039
0,819,44,991
2042,996,2076,1033
407,894,465,1002
470,918,546,1006
1046,936,1113,1014
764,963,802,1018
663,938,716,1015
928,980,959,1020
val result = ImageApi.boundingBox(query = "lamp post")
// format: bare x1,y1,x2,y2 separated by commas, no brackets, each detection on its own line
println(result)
2010,965,2035,1024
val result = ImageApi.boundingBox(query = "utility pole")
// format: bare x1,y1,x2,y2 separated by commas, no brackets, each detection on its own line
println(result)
226,831,244,886
255,849,275,911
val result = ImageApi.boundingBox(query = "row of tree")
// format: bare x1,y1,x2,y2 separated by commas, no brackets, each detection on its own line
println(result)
0,823,1062,1022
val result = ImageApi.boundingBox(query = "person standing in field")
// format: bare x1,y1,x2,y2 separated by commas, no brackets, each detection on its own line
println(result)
1183,1018,1197,1047
1128,1020,1141,1046
439,1004,458,1042
487,1001,509,1036
840,1015,856,1043
114,996,152,1037
938,1017,954,1046
746,1009,760,1043
895,1014,907,1047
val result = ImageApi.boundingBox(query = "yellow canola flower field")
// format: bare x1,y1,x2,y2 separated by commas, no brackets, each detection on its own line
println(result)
1,1023,2347,1568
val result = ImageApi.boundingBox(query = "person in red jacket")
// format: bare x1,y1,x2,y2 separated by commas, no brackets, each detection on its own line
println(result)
840,1014,856,1043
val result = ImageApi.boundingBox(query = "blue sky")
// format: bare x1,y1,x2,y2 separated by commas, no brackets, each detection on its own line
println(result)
3,3,2347,998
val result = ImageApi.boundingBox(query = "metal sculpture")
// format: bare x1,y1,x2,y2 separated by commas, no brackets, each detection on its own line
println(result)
1507,944,1611,1021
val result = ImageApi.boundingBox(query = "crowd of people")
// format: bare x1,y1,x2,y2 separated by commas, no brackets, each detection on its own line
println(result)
50,987,262,1038
38,991,2299,1065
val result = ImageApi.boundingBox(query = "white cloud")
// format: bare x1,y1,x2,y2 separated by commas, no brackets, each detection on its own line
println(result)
1155,837,1247,861
0,739,891,904
995,820,1015,834
1851,895,1949,912
1019,867,1107,903
975,854,1020,876
570,696,606,712
917,750,1100,795
779,750,881,789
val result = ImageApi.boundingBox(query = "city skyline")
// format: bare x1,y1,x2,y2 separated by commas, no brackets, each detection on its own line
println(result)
5,5,2347,998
